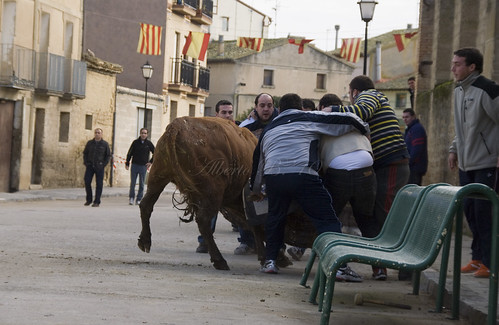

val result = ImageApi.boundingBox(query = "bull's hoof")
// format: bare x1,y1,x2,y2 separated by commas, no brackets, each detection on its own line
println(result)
137,239,151,253
213,260,230,270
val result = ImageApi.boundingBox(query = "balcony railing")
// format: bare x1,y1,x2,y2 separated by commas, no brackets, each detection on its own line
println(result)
170,57,210,93
192,0,213,25
64,59,87,98
0,44,35,89
172,0,198,16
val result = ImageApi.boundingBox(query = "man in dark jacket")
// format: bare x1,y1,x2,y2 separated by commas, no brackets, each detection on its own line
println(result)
402,108,428,185
125,128,155,205
83,128,111,207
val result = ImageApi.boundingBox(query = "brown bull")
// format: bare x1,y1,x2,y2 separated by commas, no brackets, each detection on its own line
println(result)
137,117,259,270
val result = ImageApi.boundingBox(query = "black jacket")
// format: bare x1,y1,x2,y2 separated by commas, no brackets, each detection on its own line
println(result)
83,139,111,170
126,138,155,166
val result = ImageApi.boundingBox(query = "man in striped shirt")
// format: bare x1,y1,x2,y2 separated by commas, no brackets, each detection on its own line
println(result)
323,75,409,280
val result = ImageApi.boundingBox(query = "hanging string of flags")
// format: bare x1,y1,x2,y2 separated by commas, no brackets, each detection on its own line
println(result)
393,32,418,52
339,38,362,63
288,38,313,54
137,23,163,55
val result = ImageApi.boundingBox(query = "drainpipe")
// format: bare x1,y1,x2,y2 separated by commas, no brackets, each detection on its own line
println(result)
218,35,224,56
375,41,382,82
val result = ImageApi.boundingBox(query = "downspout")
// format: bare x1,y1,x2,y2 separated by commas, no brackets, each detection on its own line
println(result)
375,40,382,82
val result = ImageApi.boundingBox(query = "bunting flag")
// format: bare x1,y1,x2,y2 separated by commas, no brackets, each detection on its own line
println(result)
237,37,264,52
137,23,163,55
288,38,313,54
393,32,418,52
339,38,362,63
182,32,210,61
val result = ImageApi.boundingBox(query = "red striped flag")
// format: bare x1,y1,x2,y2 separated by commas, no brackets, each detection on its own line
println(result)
137,23,162,55
393,32,418,52
339,38,362,63
288,38,313,54
237,37,264,52
182,32,210,61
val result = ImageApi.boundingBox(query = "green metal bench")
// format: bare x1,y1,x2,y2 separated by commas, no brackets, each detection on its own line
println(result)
314,183,499,325
300,184,439,291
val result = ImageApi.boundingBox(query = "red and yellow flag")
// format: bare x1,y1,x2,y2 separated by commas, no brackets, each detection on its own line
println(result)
339,38,362,63
182,32,210,61
237,37,264,52
393,32,418,52
288,38,313,54
137,23,162,55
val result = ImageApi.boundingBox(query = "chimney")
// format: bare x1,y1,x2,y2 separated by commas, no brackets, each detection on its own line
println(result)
334,25,340,50
218,35,224,56
407,24,412,30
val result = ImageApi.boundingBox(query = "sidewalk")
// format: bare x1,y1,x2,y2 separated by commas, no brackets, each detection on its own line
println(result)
0,186,493,324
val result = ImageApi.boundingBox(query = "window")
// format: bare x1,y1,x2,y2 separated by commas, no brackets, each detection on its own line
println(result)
85,114,92,130
170,100,178,121
189,104,195,117
221,17,229,31
395,93,408,108
138,108,152,135
263,69,274,86
59,112,70,142
316,74,326,90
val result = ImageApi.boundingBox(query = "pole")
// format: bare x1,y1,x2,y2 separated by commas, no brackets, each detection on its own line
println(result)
144,78,148,110
363,21,368,75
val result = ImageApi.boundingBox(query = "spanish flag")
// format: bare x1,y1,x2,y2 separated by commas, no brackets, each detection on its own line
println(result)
393,32,418,52
182,32,210,61
237,37,264,52
137,23,163,55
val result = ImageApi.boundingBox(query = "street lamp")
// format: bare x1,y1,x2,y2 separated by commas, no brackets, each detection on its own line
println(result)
358,0,377,75
141,61,153,109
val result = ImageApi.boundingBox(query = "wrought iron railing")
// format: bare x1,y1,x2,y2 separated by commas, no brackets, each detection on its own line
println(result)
170,57,210,92
198,66,210,91
201,0,213,18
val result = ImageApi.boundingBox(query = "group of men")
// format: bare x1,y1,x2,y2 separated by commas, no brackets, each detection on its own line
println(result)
82,47,497,281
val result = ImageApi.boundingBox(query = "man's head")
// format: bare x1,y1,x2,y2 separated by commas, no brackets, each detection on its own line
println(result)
402,108,416,126
302,99,316,111
215,100,234,121
279,93,302,113
408,76,416,90
94,128,103,141
349,75,375,103
139,128,148,140
318,93,343,110
254,93,274,122
452,48,483,81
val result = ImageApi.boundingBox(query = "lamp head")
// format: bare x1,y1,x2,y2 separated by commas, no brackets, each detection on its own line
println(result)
358,0,378,23
141,61,153,79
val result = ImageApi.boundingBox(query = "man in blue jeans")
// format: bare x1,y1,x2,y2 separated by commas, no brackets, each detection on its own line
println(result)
125,128,155,205
250,93,369,278
83,128,111,207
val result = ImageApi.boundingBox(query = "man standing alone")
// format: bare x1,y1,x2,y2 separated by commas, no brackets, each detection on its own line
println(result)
126,128,155,205
402,108,428,185
448,47,499,278
83,128,111,207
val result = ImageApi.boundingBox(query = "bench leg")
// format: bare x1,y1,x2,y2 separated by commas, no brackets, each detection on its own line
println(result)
318,267,326,311
300,249,317,287
320,273,337,325
412,270,421,295
308,266,320,305
434,227,452,312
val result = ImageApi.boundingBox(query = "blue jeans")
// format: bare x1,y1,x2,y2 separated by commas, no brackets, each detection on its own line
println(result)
264,173,342,261
84,165,104,204
323,166,377,238
129,164,147,201
459,167,495,268
198,215,218,243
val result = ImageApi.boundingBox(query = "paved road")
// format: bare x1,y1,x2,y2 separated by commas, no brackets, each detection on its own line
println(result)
0,187,490,324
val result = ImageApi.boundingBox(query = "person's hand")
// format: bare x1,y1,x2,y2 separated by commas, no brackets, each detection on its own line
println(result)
322,106,332,112
247,192,265,202
146,162,152,170
448,152,458,170
125,165,129,170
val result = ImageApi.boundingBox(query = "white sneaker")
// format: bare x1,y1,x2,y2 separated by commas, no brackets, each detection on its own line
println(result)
260,260,279,274
234,243,255,255
129,198,134,205
336,265,363,282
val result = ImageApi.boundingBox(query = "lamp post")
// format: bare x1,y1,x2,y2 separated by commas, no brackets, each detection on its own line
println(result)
358,0,377,75
141,61,153,110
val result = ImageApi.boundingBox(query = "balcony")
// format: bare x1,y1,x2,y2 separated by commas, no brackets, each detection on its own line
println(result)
172,0,197,17
0,44,36,89
168,57,209,95
191,0,213,25
36,52,86,98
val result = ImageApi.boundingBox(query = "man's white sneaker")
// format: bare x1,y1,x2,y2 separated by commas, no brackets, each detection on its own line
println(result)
336,265,363,282
129,198,134,205
260,260,279,274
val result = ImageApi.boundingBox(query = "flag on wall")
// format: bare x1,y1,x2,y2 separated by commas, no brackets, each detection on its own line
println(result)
393,32,418,52
182,32,211,61
288,38,313,54
237,37,264,52
339,38,362,63
137,23,163,55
